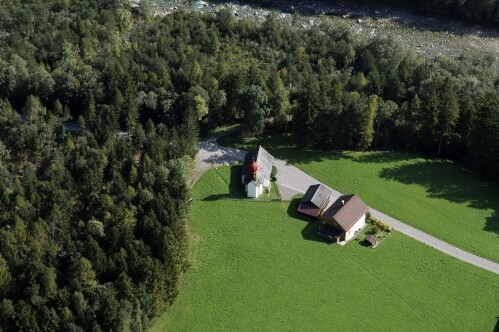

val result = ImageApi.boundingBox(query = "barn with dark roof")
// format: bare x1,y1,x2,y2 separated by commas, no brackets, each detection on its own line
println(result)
297,184,333,218
241,146,275,198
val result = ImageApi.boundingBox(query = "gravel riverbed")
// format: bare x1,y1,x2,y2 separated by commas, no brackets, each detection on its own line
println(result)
150,0,499,58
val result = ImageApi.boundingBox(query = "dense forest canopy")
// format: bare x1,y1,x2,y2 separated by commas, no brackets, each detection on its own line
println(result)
0,1,193,330
0,0,498,330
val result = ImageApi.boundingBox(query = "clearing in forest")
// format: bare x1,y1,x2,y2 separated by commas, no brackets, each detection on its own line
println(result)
150,166,498,331
219,134,499,263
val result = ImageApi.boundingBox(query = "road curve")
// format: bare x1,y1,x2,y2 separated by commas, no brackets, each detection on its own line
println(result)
194,136,499,275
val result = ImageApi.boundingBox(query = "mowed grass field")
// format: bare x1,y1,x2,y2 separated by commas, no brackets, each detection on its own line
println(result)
219,134,499,262
151,167,499,331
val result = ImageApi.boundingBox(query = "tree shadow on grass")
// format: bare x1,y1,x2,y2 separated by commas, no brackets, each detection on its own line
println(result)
379,160,499,236
352,150,417,164
202,165,245,201
280,148,348,165
218,132,347,166
484,211,499,236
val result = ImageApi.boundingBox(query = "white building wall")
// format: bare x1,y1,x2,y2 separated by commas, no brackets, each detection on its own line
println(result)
263,178,270,187
246,182,266,198
344,214,366,242
247,182,257,198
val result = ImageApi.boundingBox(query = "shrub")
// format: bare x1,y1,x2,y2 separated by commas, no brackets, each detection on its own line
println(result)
271,165,277,181
370,216,392,232
272,182,281,198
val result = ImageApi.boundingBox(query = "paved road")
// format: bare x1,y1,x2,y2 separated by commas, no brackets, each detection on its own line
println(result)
195,136,499,275
370,209,499,275
190,134,246,187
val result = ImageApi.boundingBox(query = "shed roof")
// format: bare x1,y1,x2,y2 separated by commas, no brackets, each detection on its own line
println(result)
365,235,377,246
301,184,333,210
242,146,275,185
319,194,369,232
297,202,322,218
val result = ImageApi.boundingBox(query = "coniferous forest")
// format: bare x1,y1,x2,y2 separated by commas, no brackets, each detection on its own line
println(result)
0,1,498,330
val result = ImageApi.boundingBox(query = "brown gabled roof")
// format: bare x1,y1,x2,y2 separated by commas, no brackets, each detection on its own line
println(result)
242,146,275,185
297,202,322,218
365,235,377,246
301,184,333,210
319,194,368,232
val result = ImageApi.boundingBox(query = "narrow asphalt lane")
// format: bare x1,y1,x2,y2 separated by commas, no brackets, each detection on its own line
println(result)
370,209,499,275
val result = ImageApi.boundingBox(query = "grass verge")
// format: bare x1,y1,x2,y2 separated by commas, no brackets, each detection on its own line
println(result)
218,133,499,262
150,166,499,331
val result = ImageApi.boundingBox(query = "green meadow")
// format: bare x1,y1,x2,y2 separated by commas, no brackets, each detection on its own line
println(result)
151,167,499,331
218,134,499,262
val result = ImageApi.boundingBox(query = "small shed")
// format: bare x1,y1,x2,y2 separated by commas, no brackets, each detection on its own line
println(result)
365,235,377,247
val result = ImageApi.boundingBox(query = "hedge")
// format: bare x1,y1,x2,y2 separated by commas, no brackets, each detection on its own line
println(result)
369,216,392,232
